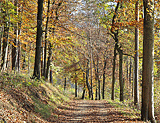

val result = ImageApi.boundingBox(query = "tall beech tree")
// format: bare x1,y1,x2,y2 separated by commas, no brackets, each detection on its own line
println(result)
141,0,156,122
1,1,10,71
33,0,44,79
45,0,63,80
110,1,124,102
43,0,51,78
134,0,139,109
12,0,18,71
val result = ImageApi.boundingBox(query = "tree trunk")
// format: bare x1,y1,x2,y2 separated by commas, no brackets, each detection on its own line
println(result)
0,16,3,66
82,73,86,99
141,0,155,122
50,69,53,84
86,59,91,98
134,0,139,109
126,56,129,88
28,43,31,75
90,47,93,100
46,42,52,79
17,0,23,72
75,73,78,97
22,45,26,69
102,57,107,99
97,56,101,100
95,86,98,100
82,83,86,99
110,1,120,101
119,49,124,102
1,22,9,71
129,57,132,99
111,44,117,100
43,0,50,77
45,0,62,80
33,0,43,79
12,0,18,72
0,26,2,65
1,2,10,71
64,77,67,91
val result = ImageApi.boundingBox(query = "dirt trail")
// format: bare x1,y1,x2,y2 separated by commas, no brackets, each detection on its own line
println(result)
57,100,143,123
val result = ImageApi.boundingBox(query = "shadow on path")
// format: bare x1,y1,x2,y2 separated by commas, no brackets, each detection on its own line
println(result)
57,100,143,123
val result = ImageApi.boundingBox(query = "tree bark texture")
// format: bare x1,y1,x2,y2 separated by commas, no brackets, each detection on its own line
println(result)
82,82,86,99
50,70,53,84
64,77,67,91
1,2,10,71
12,0,18,71
45,1,62,80
46,42,52,79
75,73,78,97
119,49,124,102
86,59,91,98
111,44,117,100
33,0,43,79
134,0,139,109
129,57,133,98
1,25,9,71
141,0,155,122
97,56,101,100
102,57,107,99
90,45,93,100
43,0,50,77
82,73,86,99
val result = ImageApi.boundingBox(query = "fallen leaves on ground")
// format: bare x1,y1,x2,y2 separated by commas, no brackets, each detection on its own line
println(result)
57,100,145,123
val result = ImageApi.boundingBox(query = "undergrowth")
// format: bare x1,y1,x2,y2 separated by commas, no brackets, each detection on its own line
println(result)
0,72,71,122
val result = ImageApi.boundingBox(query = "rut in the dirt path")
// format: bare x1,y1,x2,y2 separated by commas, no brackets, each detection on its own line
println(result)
56,100,144,123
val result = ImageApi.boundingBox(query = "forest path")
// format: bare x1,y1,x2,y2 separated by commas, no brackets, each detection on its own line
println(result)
56,100,143,123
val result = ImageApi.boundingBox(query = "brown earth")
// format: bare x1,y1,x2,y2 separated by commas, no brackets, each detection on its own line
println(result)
0,74,159,123
57,100,144,123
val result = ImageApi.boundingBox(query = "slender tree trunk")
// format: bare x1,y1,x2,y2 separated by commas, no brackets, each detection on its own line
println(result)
141,0,155,122
33,0,43,79
126,56,129,88
46,42,52,79
95,85,98,100
12,0,18,72
102,57,107,99
134,0,139,109
17,30,21,72
22,45,26,69
90,46,93,100
97,56,101,100
93,57,98,100
82,82,86,99
1,2,10,71
86,59,91,98
1,21,9,71
43,0,50,77
82,73,86,99
50,69,53,84
129,57,132,99
7,44,12,70
119,49,124,102
0,21,3,66
45,1,62,80
64,77,67,91
111,44,117,100
110,1,120,100
28,43,31,75
17,1,23,72
75,73,78,97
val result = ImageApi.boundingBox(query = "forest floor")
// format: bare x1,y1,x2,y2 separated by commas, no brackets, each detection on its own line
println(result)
0,73,160,123
57,100,145,123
